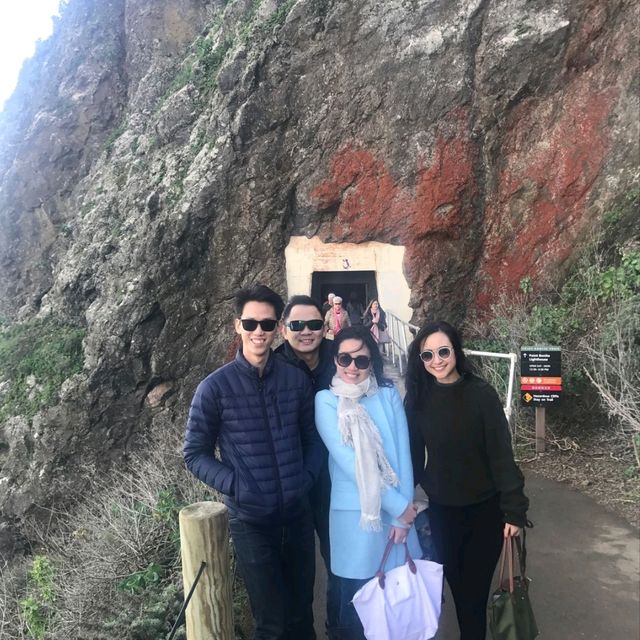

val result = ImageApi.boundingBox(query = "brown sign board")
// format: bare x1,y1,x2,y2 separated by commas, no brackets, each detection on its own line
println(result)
521,346,562,405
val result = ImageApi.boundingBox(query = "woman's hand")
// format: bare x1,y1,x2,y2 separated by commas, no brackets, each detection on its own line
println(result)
389,526,408,544
398,503,418,526
503,523,521,538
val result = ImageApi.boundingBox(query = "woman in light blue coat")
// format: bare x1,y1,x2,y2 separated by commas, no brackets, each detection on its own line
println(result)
315,325,420,640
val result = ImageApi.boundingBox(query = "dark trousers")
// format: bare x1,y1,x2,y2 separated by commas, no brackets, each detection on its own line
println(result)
309,454,341,632
429,496,504,640
327,575,369,640
229,507,316,640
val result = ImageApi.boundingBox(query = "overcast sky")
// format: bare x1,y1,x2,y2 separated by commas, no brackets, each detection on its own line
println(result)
0,0,60,110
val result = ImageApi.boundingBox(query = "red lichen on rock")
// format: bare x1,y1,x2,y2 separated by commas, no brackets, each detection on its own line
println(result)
310,111,476,285
474,83,617,309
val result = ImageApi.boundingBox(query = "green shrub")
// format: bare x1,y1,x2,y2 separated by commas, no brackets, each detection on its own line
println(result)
118,562,164,596
102,581,185,640
0,317,85,420
19,555,56,640
589,249,640,300
165,33,234,99
467,192,639,454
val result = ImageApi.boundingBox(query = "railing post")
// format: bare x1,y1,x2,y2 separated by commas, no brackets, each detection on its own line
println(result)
399,322,409,375
179,502,234,640
390,315,396,367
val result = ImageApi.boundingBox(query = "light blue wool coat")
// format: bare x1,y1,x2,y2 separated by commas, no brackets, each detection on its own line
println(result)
315,385,421,579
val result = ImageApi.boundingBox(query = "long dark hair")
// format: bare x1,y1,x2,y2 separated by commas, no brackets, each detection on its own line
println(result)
404,320,473,411
333,325,393,388
363,299,382,316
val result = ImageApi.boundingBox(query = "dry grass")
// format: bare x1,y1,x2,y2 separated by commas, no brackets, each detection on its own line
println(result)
0,425,219,639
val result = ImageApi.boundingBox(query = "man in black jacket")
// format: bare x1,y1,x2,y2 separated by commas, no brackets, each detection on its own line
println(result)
275,295,337,634
276,295,334,392
184,285,323,640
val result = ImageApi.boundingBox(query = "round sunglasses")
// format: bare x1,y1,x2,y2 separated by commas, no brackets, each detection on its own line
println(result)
419,346,452,362
286,319,324,331
239,318,278,332
336,353,371,369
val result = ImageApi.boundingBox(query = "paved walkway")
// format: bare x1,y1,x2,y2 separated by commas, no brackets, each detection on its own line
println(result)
313,471,640,639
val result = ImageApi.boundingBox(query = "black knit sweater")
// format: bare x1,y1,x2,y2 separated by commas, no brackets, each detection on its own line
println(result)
408,374,529,527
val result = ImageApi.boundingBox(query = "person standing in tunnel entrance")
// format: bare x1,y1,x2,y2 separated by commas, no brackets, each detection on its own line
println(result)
322,292,335,316
324,296,351,340
276,294,338,635
184,284,323,640
346,292,364,325
363,299,389,354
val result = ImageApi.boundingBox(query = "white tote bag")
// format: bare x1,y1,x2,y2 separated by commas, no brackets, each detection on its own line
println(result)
352,540,443,640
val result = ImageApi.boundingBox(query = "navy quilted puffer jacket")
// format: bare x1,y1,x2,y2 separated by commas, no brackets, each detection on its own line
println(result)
184,349,323,524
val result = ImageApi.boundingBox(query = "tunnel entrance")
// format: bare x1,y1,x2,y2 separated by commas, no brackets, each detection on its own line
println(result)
311,271,378,309
285,236,412,322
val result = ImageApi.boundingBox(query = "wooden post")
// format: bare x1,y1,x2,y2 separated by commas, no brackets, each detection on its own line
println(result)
535,406,546,453
179,502,234,640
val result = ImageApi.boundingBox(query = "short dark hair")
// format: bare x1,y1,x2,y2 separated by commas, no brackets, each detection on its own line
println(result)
233,284,285,319
282,295,323,321
333,325,393,387
404,320,473,411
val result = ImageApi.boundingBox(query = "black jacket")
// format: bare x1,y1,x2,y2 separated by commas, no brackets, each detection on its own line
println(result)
408,374,529,526
183,350,323,524
274,338,335,392
363,308,387,332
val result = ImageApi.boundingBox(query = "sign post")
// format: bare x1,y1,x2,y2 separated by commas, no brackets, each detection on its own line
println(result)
521,346,562,453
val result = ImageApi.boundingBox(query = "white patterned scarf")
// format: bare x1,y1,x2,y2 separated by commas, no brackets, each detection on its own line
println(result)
330,374,399,531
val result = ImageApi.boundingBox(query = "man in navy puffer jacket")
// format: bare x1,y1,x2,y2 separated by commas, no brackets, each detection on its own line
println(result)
184,284,323,640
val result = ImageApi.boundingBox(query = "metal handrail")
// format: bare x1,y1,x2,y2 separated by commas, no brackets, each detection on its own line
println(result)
464,349,518,421
384,312,517,422
384,311,418,376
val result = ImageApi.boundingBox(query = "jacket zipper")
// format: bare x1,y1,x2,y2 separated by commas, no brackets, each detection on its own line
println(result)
258,378,284,518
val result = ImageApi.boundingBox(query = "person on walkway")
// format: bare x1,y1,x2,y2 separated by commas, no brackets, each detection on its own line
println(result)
275,294,338,632
362,299,387,347
322,292,336,316
324,295,351,340
405,320,529,640
184,284,323,640
345,292,364,325
315,325,420,640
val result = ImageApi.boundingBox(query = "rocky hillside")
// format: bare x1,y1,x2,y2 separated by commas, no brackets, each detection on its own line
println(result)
0,0,638,556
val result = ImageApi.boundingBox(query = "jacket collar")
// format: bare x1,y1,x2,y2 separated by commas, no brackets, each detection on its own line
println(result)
277,338,333,372
235,348,275,379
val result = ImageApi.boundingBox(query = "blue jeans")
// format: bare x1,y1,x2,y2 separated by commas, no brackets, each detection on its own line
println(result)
327,575,370,640
229,506,316,640
415,508,436,561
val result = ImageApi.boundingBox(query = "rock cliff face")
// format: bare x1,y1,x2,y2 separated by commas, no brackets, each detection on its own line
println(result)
0,0,637,554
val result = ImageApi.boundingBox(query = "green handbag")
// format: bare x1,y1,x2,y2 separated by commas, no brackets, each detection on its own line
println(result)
488,535,539,640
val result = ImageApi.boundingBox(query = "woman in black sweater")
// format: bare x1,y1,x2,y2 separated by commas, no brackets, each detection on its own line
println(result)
405,320,529,640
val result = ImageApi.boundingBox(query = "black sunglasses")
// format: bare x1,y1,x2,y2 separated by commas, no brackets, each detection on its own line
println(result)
419,346,452,362
336,353,371,370
286,319,324,332
239,318,278,332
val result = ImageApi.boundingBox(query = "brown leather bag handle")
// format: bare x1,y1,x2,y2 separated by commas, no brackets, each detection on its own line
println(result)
497,537,515,593
497,534,529,594
375,540,417,589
